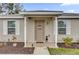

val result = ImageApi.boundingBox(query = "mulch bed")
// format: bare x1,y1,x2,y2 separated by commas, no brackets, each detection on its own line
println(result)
57,43,79,49
0,42,34,54
0,46,34,54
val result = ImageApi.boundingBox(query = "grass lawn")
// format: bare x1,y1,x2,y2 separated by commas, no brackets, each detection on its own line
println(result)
48,48,79,55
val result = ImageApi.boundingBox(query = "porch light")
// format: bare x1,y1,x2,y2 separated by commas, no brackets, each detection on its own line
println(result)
47,21,49,24
47,20,50,24
28,17,32,19
46,17,52,25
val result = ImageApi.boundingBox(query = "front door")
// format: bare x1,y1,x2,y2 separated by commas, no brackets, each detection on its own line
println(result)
35,20,45,43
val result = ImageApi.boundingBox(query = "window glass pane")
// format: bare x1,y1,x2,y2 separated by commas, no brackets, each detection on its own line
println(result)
58,20,67,34
8,21,15,27
8,28,15,34
58,28,66,34
58,20,66,27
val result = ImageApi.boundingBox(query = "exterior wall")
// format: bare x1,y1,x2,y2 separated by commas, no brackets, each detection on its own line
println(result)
26,18,35,43
71,19,79,42
1,16,79,44
58,35,67,43
45,18,54,43
57,19,79,43
26,17,79,44
0,17,55,45
1,17,79,44
0,18,24,42
1,12,79,46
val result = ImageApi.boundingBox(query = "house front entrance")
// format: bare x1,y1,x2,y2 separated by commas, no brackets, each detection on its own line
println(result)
35,20,45,43
26,17,56,47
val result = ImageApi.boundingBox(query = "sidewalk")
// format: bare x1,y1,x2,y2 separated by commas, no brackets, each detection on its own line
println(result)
33,47,49,55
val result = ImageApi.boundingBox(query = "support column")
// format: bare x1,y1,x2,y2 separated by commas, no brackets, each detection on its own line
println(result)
24,16,27,47
54,17,58,48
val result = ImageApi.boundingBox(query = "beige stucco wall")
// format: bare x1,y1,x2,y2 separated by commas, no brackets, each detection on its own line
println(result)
71,19,79,42
1,17,79,44
58,19,79,43
26,18,79,43
45,18,54,43
26,18,35,42
0,18,24,42
0,17,55,43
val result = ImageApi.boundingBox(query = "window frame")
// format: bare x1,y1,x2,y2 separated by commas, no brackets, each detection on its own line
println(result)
58,20,67,35
7,20,16,35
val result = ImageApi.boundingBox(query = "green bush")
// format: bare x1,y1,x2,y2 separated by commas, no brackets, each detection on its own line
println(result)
63,37,73,47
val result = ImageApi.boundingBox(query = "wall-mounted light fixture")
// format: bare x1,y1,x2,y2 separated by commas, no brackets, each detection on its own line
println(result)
28,17,32,20
47,21,49,24
46,17,52,25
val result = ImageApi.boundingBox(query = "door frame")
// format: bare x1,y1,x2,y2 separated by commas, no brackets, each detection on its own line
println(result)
35,20,45,43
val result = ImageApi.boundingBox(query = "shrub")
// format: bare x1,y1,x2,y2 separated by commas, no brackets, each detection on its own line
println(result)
63,37,73,47
12,35,17,42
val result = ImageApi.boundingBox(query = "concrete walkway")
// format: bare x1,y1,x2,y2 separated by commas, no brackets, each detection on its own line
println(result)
33,47,49,55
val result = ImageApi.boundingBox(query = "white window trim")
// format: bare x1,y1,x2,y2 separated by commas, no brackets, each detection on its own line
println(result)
3,19,20,35
3,20,7,35
58,19,71,35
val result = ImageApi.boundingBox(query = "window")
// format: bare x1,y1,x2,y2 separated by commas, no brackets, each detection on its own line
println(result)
58,20,66,34
8,21,16,34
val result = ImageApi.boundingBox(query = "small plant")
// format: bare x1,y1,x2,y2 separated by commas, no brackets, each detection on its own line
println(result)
32,44,33,47
63,37,73,47
12,36,17,42
12,35,17,47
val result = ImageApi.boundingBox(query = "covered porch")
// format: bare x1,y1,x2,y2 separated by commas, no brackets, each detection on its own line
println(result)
24,16,58,48
20,11,63,48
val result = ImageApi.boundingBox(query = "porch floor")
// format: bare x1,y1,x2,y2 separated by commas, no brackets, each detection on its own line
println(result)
26,42,55,47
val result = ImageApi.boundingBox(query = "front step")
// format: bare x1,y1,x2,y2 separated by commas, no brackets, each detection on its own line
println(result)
35,43,45,47
26,42,55,47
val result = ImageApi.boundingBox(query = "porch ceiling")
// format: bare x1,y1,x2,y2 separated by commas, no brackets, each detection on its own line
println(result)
27,16,55,20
